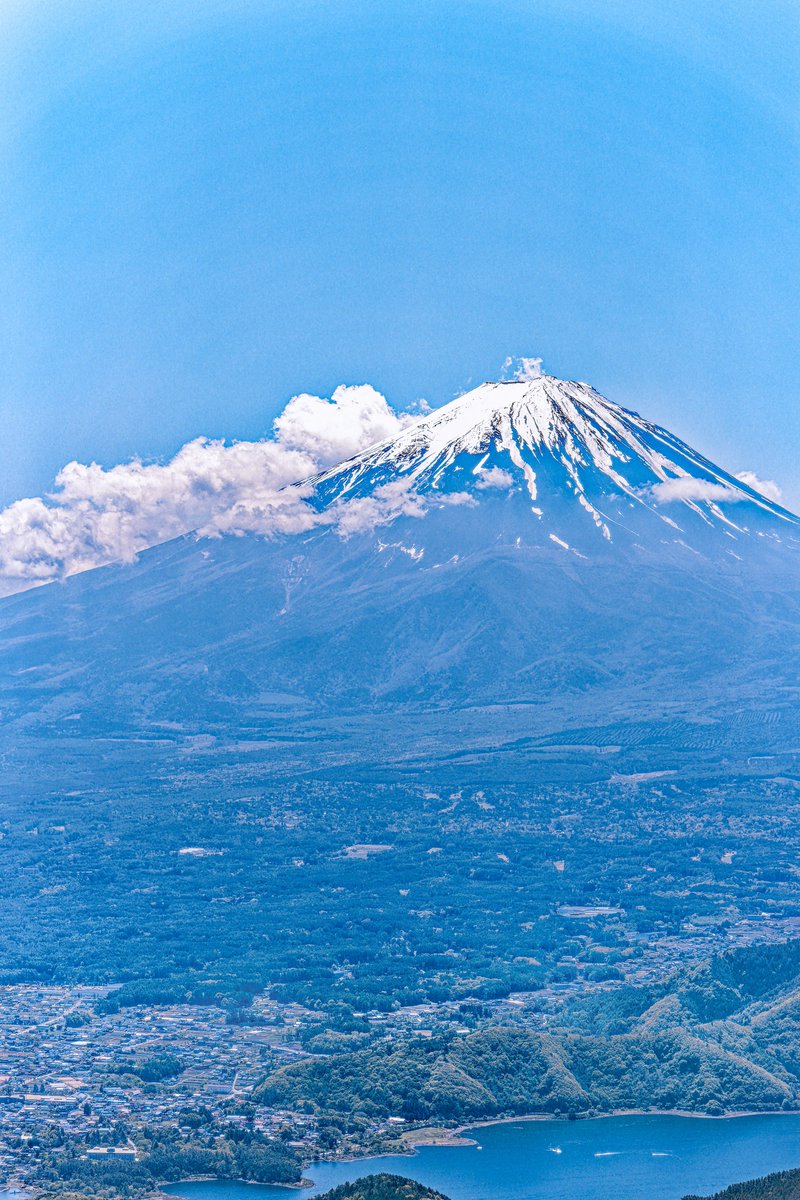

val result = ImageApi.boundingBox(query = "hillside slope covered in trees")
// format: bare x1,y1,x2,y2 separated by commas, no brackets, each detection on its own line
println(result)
255,941,800,1123
685,1167,800,1200
316,1175,450,1200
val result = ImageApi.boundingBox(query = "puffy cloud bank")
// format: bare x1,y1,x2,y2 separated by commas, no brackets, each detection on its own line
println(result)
0,385,423,597
274,384,410,467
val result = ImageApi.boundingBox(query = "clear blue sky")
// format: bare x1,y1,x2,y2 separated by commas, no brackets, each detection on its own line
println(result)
2,0,799,506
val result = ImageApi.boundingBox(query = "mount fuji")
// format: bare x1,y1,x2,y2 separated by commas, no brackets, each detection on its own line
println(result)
310,375,796,553
2,374,800,782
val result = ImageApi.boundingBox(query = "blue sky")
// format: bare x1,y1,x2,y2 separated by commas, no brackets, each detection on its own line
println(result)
2,0,799,506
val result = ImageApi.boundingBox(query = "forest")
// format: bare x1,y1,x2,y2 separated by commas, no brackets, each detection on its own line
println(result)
685,1167,800,1200
254,940,800,1122
22,1123,301,1195
315,1176,451,1200
4,770,800,1018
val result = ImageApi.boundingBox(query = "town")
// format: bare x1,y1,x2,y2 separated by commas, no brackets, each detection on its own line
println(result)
4,904,800,1193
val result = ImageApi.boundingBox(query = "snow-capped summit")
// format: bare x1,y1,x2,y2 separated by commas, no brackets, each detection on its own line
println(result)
311,375,797,558
1,370,798,767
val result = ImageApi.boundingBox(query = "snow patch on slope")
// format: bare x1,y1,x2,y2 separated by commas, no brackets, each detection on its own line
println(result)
313,376,797,552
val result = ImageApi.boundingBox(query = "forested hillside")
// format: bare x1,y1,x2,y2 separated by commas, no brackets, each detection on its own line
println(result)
316,1175,450,1200
685,1167,800,1200
255,940,800,1122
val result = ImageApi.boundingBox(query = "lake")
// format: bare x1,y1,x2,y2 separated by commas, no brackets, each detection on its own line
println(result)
165,1112,800,1200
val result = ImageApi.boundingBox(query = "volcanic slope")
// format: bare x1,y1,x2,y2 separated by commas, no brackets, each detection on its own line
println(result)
1,375,799,780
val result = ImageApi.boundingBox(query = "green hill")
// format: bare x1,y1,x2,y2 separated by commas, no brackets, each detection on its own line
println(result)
685,1166,800,1200
254,940,800,1124
315,1174,450,1200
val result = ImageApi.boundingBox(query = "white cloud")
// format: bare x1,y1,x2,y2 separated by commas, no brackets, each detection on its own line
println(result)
332,479,427,538
435,491,478,507
652,471,784,508
0,385,426,597
651,477,743,504
735,471,782,503
0,438,320,594
475,466,515,491
332,484,479,537
502,355,544,382
273,384,416,467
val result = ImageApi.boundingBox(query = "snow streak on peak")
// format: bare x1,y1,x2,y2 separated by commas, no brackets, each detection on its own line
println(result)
310,375,797,552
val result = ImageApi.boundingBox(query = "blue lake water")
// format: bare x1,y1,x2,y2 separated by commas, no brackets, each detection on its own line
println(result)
165,1113,800,1200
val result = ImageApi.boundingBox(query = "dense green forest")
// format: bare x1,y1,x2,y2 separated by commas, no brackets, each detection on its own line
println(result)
27,1126,301,1195
315,1175,450,1200
255,940,800,1121
4,771,800,1015
685,1167,800,1200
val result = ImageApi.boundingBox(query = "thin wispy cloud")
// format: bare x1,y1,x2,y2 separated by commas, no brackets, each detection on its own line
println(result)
651,472,784,507
332,479,428,538
735,471,782,503
651,477,743,504
475,466,515,491
502,355,544,382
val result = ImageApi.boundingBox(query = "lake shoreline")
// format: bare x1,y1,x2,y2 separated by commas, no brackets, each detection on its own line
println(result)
406,1106,799,1146
162,1177,313,1194
165,1108,800,1195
